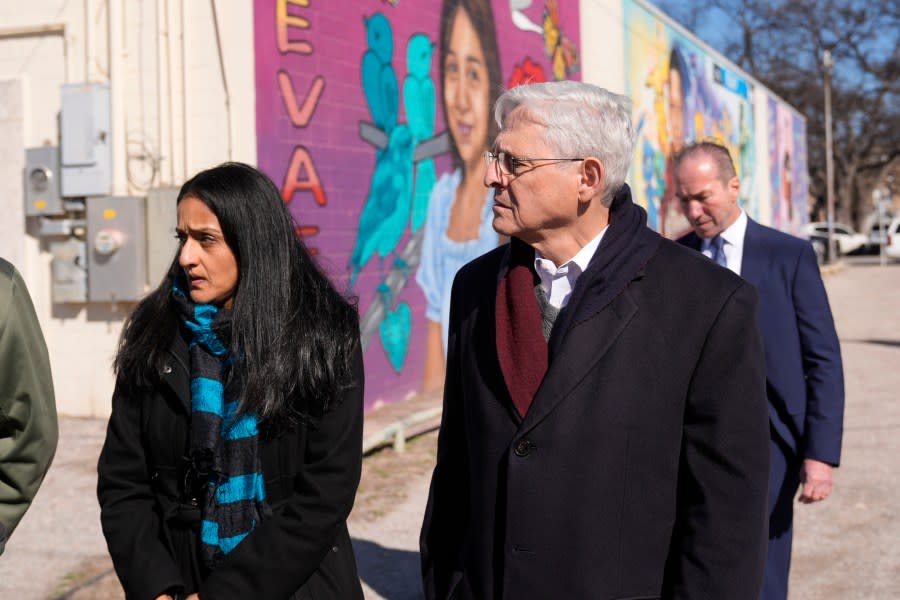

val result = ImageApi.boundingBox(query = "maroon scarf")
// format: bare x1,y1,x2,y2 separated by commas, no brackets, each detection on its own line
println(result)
495,184,661,418
495,236,547,417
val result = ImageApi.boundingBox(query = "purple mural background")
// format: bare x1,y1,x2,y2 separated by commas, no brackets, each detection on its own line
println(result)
768,97,809,236
254,1,580,409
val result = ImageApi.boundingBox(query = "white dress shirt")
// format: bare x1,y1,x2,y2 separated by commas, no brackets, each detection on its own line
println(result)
534,227,608,309
701,210,747,275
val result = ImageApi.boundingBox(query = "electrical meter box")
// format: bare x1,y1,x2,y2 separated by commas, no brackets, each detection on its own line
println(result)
49,238,88,303
61,83,112,197
24,146,64,216
146,186,180,286
86,196,146,302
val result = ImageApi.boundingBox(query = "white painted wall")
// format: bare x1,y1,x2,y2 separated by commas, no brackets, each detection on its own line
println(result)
0,80,26,272
753,85,773,225
580,0,627,94
0,0,256,417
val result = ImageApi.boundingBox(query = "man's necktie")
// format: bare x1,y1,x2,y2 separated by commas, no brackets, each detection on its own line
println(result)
710,235,727,268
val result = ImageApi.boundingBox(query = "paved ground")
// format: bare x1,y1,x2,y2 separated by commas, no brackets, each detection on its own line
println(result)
0,256,897,599
788,255,900,598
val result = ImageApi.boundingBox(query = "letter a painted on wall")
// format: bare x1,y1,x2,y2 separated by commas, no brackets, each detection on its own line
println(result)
282,145,326,206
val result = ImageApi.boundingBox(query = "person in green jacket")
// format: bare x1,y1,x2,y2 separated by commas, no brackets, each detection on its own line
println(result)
0,257,58,555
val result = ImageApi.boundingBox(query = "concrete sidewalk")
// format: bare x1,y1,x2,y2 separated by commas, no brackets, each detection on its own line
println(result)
0,417,110,599
1,257,898,599
789,257,900,598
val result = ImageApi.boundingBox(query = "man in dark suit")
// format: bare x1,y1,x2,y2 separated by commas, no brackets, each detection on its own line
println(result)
673,142,844,600
420,81,771,600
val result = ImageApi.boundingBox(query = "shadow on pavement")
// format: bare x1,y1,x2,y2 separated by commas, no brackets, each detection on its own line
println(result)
843,338,900,348
352,537,423,600
861,338,900,348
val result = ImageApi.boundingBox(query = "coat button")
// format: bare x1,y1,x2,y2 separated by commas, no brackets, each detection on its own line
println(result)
514,439,532,457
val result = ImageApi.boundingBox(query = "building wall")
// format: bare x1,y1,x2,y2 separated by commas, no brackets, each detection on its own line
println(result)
580,0,626,92
765,94,809,236
1,0,806,417
0,80,26,272
0,0,257,417
254,0,582,410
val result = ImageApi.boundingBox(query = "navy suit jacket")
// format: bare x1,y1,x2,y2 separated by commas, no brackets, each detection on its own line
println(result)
679,218,844,465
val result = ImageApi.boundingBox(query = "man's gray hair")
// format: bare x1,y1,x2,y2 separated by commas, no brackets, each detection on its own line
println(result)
493,81,634,206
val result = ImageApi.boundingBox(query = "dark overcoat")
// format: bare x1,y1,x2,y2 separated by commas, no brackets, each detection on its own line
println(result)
421,236,771,600
97,324,364,600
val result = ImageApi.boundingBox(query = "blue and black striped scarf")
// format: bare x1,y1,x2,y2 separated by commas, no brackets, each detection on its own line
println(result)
172,280,269,568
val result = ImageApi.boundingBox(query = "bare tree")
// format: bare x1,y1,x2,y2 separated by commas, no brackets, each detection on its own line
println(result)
657,0,900,227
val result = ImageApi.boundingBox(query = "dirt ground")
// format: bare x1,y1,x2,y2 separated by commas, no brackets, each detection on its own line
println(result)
353,431,438,524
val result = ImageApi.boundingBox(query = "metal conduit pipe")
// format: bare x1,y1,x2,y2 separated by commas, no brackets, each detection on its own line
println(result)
0,24,65,39
0,24,69,83
181,0,189,179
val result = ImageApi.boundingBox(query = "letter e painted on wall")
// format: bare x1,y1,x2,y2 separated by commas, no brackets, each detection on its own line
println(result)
276,0,313,55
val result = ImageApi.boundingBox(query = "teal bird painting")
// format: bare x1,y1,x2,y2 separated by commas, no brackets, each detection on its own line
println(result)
348,124,416,288
362,13,399,136
403,33,437,233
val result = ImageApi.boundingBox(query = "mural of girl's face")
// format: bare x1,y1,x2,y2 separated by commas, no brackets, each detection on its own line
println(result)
444,7,491,173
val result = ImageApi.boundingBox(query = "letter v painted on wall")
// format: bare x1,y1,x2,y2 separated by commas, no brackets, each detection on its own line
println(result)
278,70,327,255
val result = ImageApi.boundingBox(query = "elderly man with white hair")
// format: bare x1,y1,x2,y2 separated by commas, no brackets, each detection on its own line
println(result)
420,81,770,599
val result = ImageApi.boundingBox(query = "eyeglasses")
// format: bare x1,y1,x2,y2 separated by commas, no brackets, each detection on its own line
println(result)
483,151,584,177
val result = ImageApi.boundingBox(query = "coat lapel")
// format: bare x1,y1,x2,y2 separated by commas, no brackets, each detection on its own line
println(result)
740,219,766,287
161,330,191,413
519,286,638,433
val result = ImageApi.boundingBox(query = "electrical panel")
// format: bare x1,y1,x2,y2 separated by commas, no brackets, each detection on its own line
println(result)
86,196,147,302
24,146,64,216
145,186,181,288
61,83,112,197
49,238,88,303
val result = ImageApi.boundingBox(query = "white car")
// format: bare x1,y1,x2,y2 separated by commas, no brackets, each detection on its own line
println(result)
804,222,869,256
884,217,900,260
867,220,891,249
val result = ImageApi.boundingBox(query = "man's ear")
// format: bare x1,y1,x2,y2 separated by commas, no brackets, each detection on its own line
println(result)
728,175,741,199
578,157,605,203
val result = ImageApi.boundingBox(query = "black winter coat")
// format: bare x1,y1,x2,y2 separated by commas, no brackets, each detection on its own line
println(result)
98,324,365,600
421,238,770,599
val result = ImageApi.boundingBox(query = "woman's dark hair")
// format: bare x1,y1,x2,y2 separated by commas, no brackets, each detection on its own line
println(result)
114,162,359,424
440,0,503,171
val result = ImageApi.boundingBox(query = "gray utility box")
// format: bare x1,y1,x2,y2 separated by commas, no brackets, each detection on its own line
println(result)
49,238,88,303
24,146,64,216
87,196,147,302
61,83,112,197
145,186,181,288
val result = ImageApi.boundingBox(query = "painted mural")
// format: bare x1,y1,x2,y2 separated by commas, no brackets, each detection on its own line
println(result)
768,97,809,235
623,0,757,239
254,0,580,409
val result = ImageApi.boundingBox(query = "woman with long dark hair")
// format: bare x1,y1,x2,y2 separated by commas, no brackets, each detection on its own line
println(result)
98,163,364,599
